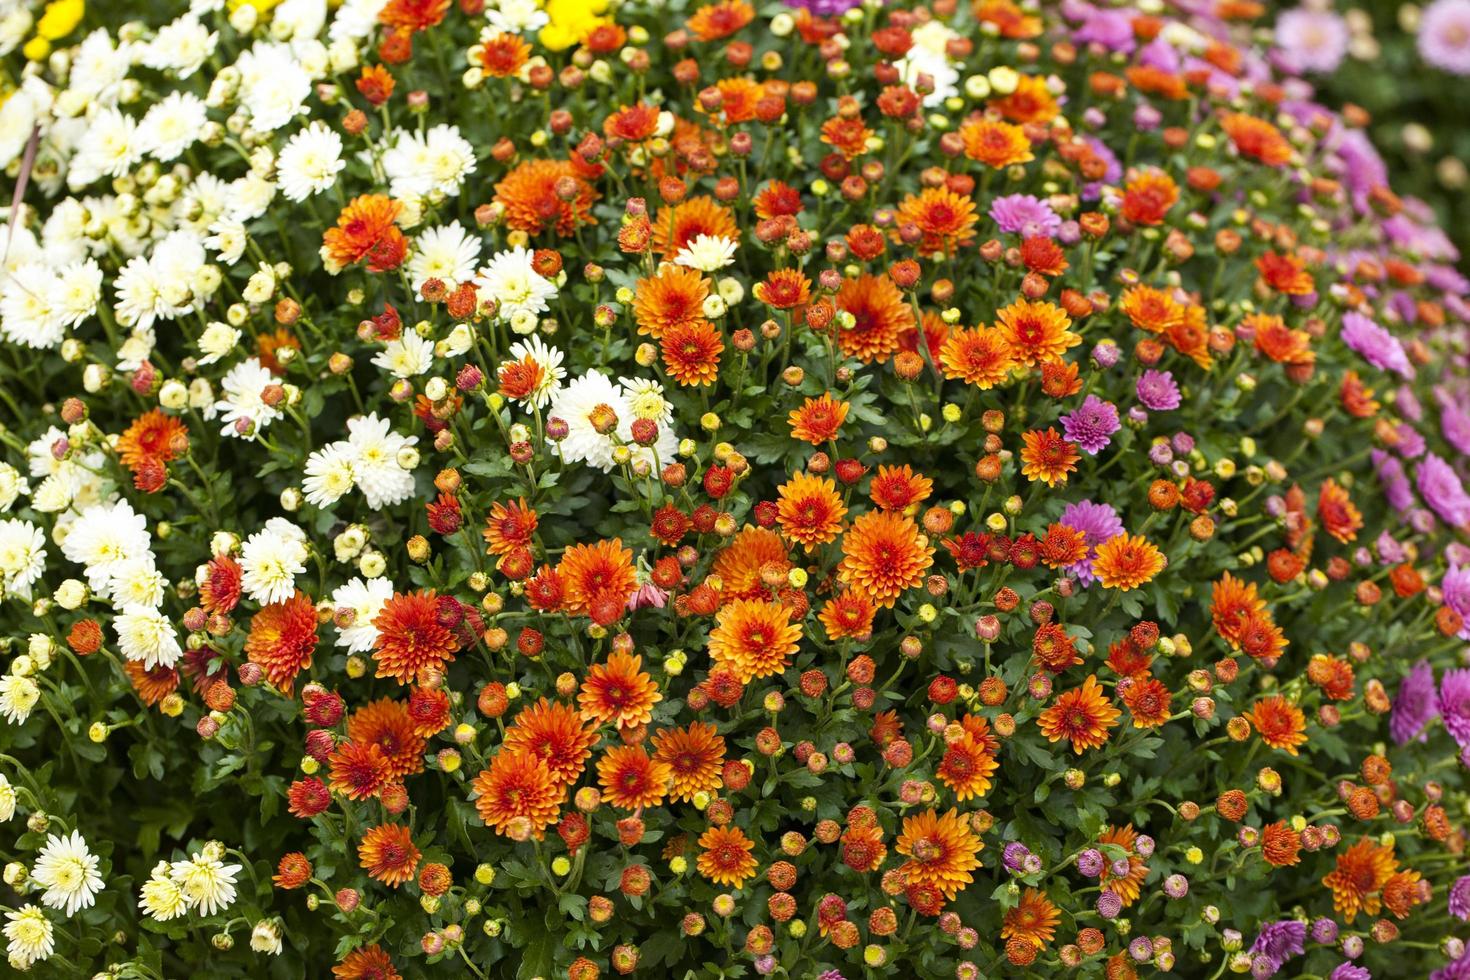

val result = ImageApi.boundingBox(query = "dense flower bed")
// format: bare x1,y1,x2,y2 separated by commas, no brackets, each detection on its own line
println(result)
0,0,1467,977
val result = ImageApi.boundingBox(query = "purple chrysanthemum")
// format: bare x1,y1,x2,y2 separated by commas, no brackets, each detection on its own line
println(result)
1061,394,1120,454
1275,8,1350,73
1419,0,1470,74
1431,954,1470,980
784,0,863,14
1373,451,1415,511
1330,964,1372,980
1136,369,1181,411
1060,500,1124,585
1440,391,1470,455
1392,659,1441,744
1445,565,1470,640
1340,312,1414,379
1439,668,1470,749
1450,875,1470,920
1250,919,1307,971
989,194,1061,237
1417,453,1470,526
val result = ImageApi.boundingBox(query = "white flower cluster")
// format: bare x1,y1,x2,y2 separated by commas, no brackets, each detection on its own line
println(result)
549,371,680,474
138,842,240,922
302,413,419,509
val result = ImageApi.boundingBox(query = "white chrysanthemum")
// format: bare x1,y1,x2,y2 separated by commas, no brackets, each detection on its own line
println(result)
239,519,309,605
171,854,240,916
274,0,328,40
475,246,556,319
69,107,142,190
197,321,241,365
329,0,390,41
60,499,152,596
138,91,208,161
408,221,481,291
3,905,53,968
0,464,26,512
505,335,566,409
225,173,277,224
114,230,207,330
236,43,311,132
0,674,38,725
620,376,675,426
0,519,46,599
32,831,103,917
139,862,188,921
302,443,357,507
371,330,434,379
69,29,134,101
114,605,182,670
178,173,231,232
330,576,394,652
346,414,418,508
484,0,548,34
0,262,63,349
204,217,247,265
215,358,283,439
895,20,960,106
673,234,738,273
251,920,284,955
0,87,41,173
384,124,476,199
48,259,103,328
0,773,14,821
277,121,344,202
550,371,625,471
110,558,166,609
143,14,217,78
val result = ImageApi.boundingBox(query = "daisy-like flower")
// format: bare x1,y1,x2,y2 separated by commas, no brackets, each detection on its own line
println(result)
1092,534,1166,590
138,91,207,162
215,358,284,439
838,510,935,608
1020,428,1080,487
1038,675,1121,753
239,519,309,606
302,443,358,507
345,413,418,508
475,246,557,320
171,851,240,916
1245,695,1309,755
596,744,671,810
472,749,566,838
775,472,847,552
3,905,53,968
652,722,726,802
330,577,396,653
673,234,738,272
996,299,1079,366
348,700,428,778
935,717,999,801
68,107,142,189
372,590,458,684
245,592,319,692
0,674,39,725
383,124,477,199
235,42,311,132
834,273,915,364
32,830,104,917
277,121,345,202
502,699,598,788
708,599,803,683
358,823,420,888
1323,838,1398,921
578,650,661,728
372,330,435,379
1002,888,1061,949
500,335,566,409
788,393,850,445
548,371,630,472
408,222,482,291
114,605,183,670
0,519,46,598
939,326,1015,389
696,824,758,888
896,808,983,901
60,499,153,597
143,14,217,78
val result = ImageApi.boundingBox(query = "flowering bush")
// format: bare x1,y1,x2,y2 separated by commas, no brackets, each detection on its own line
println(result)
0,0,1469,977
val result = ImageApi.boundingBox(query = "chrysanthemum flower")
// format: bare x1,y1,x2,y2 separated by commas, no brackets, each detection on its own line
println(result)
1260,821,1302,867
754,268,812,310
696,824,757,888
651,197,739,259
477,32,531,78
1317,478,1364,542
1119,284,1186,334
989,75,1059,123
1092,533,1166,590
868,464,933,513
117,409,188,473
357,823,420,888
708,599,802,682
633,265,709,338
333,945,401,980
939,325,1015,389
936,720,999,801
653,722,727,802
494,159,598,237
896,808,983,901
483,497,538,557
347,699,427,779
1098,824,1149,905
503,698,598,788
1245,695,1308,755
244,591,319,693
557,538,638,618
711,526,792,601
1120,676,1172,728
819,592,877,640
329,740,394,802
322,194,407,273
958,117,1033,169
788,393,850,445
1038,675,1121,754
896,187,979,256
1038,523,1088,568
661,319,724,386
837,510,935,608
775,472,847,552
1221,112,1293,166
685,0,754,40
1019,428,1080,487
1323,837,1398,920
835,274,915,364
371,590,458,684
596,744,671,810
1120,169,1179,226
578,651,662,729
125,661,180,706
996,299,1079,366
472,749,565,838
1002,888,1060,949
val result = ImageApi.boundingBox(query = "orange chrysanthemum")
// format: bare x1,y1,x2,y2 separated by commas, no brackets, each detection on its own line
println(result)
329,740,394,801
477,32,531,77
1020,428,1080,487
837,510,935,608
696,824,758,888
633,265,709,338
661,319,724,386
323,194,407,273
1120,676,1172,728
125,661,180,707
996,299,1079,366
603,102,661,142
654,722,727,802
959,117,1033,169
819,591,876,640
1249,312,1315,366
358,822,420,888
869,464,933,513
1323,838,1398,921
244,591,319,693
557,538,638,616
1038,523,1088,568
1245,695,1308,755
896,187,979,257
788,393,850,445
579,651,662,729
989,75,1059,123
711,526,792,601
835,274,916,364
333,945,401,980
896,808,983,901
379,0,449,31
347,699,427,779
754,268,812,310
936,720,999,801
372,590,458,684
494,159,598,237
1098,824,1149,906
939,325,1015,389
1119,284,1186,334
753,180,803,221
1221,112,1293,166
708,599,802,682
1120,169,1179,226
651,196,740,259
117,410,188,473
503,698,598,788
596,744,671,810
1260,821,1302,867
1002,888,1061,949
472,749,565,837
1038,675,1121,754
1093,533,1167,590
775,472,847,551
685,0,754,40
820,115,874,160
1318,478,1363,542
483,497,538,557
199,554,242,615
